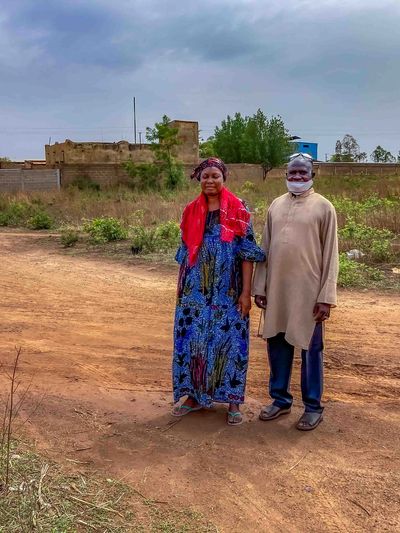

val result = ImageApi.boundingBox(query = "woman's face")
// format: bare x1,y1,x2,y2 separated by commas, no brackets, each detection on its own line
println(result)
200,166,224,197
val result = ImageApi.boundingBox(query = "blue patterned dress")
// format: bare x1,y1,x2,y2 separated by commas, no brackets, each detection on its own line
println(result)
173,209,265,407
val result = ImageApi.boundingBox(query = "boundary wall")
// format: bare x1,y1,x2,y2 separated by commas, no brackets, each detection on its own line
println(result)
1,163,399,192
0,169,60,193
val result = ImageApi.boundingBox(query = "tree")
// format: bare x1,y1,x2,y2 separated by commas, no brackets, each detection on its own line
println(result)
199,137,216,158
146,115,185,190
330,134,361,162
0,156,10,162
213,109,292,179
371,145,395,163
356,152,368,163
397,150,400,163
213,113,247,163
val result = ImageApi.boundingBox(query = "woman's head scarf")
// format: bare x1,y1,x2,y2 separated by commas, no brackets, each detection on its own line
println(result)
191,157,228,181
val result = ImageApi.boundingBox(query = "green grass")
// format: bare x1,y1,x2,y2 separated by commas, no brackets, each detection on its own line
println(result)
0,440,216,533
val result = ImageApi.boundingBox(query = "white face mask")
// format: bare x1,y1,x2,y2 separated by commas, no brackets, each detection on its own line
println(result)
286,179,313,195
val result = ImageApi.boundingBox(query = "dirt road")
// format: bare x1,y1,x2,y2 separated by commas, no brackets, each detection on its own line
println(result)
1,231,399,532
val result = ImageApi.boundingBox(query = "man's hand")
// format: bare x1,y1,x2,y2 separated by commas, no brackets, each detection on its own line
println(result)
254,295,267,310
238,293,251,318
313,303,331,322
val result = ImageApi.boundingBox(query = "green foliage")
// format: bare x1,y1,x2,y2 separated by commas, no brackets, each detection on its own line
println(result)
146,115,185,191
155,220,181,248
370,145,395,163
331,196,399,215
0,199,53,229
213,109,291,177
27,210,53,230
131,221,180,254
240,180,257,194
243,111,292,177
199,137,216,158
60,228,79,247
70,175,100,191
0,156,11,162
84,217,128,243
330,196,400,234
164,164,185,191
214,113,247,163
123,161,161,191
338,253,384,287
339,218,394,262
0,200,32,226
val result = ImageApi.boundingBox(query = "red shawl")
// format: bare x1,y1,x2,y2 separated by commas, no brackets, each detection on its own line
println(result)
180,187,250,267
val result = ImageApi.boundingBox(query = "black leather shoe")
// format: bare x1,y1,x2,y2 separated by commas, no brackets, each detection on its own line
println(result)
259,404,291,421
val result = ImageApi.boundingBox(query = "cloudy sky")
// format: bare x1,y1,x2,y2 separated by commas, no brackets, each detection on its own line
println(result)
1,0,399,161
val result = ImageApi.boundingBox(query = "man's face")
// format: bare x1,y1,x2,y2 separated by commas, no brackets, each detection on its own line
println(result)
286,160,313,182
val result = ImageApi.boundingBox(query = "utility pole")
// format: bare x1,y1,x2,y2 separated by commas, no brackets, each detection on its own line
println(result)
133,97,137,144
139,131,142,147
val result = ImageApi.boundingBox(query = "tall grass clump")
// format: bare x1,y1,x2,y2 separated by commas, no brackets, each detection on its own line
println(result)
60,228,79,247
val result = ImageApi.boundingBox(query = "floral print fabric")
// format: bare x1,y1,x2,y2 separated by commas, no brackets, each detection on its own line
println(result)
173,209,265,407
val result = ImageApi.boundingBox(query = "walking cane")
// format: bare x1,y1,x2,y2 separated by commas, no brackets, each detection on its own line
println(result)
257,308,265,338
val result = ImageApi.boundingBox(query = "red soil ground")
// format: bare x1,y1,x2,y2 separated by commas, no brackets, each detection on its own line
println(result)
0,231,399,532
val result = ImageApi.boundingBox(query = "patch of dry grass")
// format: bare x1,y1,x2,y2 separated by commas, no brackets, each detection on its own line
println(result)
0,440,217,532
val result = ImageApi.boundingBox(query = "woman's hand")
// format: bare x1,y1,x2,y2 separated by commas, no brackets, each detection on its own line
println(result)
254,295,267,309
238,292,251,318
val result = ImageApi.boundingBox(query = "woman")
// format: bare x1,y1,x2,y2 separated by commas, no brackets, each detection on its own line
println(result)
172,157,265,425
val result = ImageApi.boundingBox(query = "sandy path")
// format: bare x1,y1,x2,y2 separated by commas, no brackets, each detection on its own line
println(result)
0,231,399,532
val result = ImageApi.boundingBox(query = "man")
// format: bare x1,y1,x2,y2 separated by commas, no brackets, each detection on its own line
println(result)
253,153,338,431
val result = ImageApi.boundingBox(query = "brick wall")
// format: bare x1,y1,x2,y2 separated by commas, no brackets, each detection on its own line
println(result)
0,169,60,193
59,163,198,187
60,164,130,187
229,162,400,183
58,161,400,189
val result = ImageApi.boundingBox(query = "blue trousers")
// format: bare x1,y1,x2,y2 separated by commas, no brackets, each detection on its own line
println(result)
267,322,324,413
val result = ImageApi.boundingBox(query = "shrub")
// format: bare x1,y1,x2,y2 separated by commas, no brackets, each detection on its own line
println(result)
131,221,180,254
241,180,256,194
164,164,185,191
123,161,161,191
0,201,32,226
338,253,384,288
131,226,157,253
61,229,79,247
339,218,394,262
84,217,127,243
27,211,53,230
154,221,181,251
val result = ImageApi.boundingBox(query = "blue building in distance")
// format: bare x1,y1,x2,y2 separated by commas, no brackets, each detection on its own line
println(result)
289,139,318,160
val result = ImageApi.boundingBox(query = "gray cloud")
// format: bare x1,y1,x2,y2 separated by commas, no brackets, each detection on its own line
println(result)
1,0,399,160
